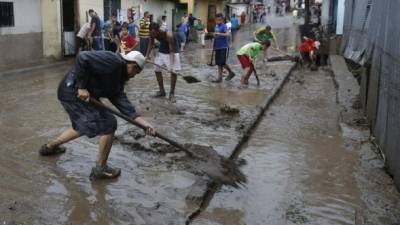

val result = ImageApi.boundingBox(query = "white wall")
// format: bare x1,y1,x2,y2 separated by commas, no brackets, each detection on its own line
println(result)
321,0,330,29
336,0,345,35
122,0,175,31
0,0,42,35
78,0,104,25
231,4,248,16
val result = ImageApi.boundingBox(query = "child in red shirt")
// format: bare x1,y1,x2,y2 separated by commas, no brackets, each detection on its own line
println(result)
299,37,320,68
120,23,137,54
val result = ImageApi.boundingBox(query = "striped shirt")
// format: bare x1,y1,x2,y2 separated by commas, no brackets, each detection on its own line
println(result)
139,18,150,38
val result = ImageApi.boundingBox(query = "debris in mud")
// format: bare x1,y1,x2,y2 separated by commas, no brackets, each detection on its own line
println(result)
128,129,146,140
220,104,240,115
7,201,17,211
191,116,232,129
235,124,246,131
286,203,309,223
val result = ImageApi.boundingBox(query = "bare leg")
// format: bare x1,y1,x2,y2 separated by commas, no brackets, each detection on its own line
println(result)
223,64,234,74
241,67,253,85
218,66,223,81
96,133,114,167
263,47,268,61
47,128,80,149
155,71,166,94
170,72,177,95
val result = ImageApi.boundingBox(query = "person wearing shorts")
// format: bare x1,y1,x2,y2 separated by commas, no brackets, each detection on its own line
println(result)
38,51,156,180
254,25,279,62
147,22,182,102
299,37,320,68
237,41,269,85
212,13,236,83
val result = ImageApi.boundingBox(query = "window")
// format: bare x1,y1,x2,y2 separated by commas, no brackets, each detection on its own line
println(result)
0,2,14,27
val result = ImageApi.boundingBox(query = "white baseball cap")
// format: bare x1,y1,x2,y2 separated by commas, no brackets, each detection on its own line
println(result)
313,41,321,49
121,51,145,69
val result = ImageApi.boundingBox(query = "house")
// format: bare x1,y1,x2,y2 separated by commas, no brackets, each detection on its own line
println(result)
0,0,176,70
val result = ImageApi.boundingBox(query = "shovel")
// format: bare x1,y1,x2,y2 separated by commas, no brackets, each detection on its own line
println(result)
89,97,246,186
207,48,215,66
145,60,201,84
270,47,299,62
89,97,195,157
250,62,260,85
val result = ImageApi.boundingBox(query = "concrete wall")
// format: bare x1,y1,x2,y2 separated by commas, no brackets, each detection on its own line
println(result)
41,0,62,59
0,0,43,69
0,0,42,35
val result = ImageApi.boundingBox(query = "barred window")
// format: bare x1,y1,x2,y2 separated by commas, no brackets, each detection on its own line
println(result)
0,2,14,27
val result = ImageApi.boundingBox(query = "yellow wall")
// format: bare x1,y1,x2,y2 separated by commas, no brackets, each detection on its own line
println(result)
197,0,208,23
41,0,62,59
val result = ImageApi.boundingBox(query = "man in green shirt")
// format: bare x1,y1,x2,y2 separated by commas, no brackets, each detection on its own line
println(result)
235,41,269,85
253,25,279,62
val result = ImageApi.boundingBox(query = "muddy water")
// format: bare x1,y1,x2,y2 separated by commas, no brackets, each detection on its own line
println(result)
191,69,400,225
0,16,298,224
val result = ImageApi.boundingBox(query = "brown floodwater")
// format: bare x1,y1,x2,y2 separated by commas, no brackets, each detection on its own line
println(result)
1,14,398,225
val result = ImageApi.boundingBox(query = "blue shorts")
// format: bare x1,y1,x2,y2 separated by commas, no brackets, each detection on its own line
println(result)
60,99,117,138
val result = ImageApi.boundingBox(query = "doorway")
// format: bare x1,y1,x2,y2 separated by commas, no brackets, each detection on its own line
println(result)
62,0,75,56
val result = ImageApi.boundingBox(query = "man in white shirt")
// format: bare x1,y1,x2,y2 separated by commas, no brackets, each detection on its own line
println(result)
76,22,91,53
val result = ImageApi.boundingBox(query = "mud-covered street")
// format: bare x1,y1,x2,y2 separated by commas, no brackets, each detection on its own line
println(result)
1,14,399,225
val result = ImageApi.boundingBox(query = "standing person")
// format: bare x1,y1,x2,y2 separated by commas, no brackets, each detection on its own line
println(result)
259,10,266,23
119,23,137,54
103,23,118,52
146,22,182,103
252,9,258,24
236,41,269,85
230,14,239,42
139,11,151,55
188,13,197,27
128,17,138,38
253,25,279,62
38,50,156,179
195,19,206,47
160,15,168,31
181,13,188,24
177,22,188,51
212,13,236,83
240,12,246,25
225,18,232,43
282,1,287,15
110,15,121,39
87,9,103,50
188,13,197,42
76,22,91,53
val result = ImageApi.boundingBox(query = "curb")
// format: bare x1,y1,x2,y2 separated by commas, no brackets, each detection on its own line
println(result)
185,61,298,224
0,60,72,78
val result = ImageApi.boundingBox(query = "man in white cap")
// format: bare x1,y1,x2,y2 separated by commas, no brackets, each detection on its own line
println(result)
39,50,156,180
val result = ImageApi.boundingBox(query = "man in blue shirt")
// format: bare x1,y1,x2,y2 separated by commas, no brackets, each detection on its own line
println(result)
212,13,236,82
230,14,239,42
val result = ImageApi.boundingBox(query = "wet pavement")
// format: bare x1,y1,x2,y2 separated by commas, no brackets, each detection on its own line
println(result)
1,14,400,225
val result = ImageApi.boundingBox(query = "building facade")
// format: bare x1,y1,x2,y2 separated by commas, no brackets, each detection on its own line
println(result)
0,0,229,69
